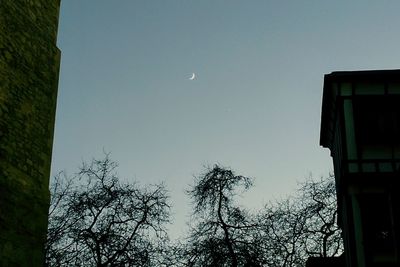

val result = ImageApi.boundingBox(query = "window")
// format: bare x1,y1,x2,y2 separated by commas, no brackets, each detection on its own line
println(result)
354,96,400,146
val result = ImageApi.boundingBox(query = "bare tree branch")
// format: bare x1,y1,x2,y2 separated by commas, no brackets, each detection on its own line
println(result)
45,154,170,267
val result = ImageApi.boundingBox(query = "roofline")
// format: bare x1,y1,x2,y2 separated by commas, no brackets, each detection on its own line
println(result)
320,69,400,148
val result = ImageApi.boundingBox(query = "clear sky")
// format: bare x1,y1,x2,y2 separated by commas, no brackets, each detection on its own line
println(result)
53,0,400,238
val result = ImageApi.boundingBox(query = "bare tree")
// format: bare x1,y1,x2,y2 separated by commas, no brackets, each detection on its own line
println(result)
256,198,311,266
298,175,342,258
182,165,262,267
48,158,342,266
179,170,342,267
45,154,170,267
255,174,343,267
45,171,78,265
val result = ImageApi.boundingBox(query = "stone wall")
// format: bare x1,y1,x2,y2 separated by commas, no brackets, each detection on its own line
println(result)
0,0,61,265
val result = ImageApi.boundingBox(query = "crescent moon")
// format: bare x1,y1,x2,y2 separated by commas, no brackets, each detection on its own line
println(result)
189,73,196,80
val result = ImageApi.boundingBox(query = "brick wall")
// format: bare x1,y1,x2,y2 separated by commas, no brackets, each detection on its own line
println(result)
0,0,61,265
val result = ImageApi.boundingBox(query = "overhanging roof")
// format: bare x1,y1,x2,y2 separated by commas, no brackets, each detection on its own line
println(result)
320,69,400,149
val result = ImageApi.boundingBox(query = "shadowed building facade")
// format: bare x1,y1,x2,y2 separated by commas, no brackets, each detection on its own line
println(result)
0,0,61,265
317,70,400,267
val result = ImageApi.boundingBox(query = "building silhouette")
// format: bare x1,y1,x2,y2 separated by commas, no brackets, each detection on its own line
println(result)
0,0,61,265
313,70,400,267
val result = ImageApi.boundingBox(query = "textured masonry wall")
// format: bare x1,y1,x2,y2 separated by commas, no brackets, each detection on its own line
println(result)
0,0,61,266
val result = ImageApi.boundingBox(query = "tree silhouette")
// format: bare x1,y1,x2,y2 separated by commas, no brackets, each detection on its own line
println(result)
255,174,343,266
46,158,342,267
45,154,170,267
182,165,262,267
179,168,342,267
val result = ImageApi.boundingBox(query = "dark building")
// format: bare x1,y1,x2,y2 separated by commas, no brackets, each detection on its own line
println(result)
319,70,400,267
0,0,61,265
